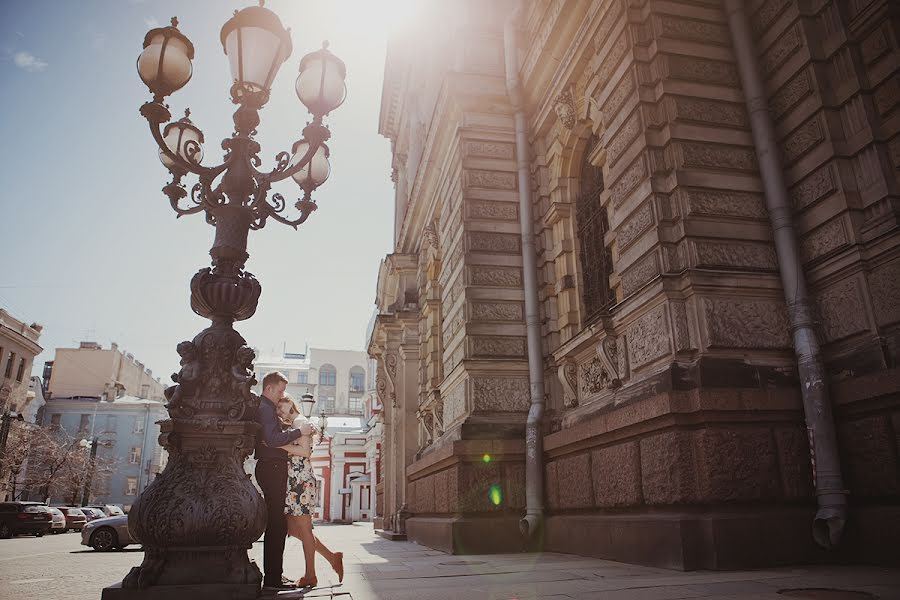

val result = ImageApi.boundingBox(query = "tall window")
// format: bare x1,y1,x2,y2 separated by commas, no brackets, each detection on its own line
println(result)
319,365,336,386
79,414,91,433
298,371,308,384
576,136,615,323
126,478,138,496
129,447,142,464
349,397,363,414
319,395,335,414
50,414,61,428
15,358,26,382
4,352,15,379
349,368,365,393
133,417,145,434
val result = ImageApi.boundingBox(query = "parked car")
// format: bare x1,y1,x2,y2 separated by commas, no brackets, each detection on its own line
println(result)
81,515,135,551
80,507,106,522
86,504,124,517
55,507,87,532
0,502,53,538
48,507,66,533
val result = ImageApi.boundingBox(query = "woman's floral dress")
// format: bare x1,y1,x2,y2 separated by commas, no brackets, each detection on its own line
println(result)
285,454,317,516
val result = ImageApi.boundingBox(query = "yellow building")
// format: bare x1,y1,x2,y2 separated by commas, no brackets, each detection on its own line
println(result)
46,342,165,401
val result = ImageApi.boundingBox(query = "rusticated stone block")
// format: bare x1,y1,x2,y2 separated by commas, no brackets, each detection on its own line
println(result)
503,462,527,510
694,428,781,503
457,462,504,512
774,426,814,499
407,480,417,512
592,442,642,507
556,453,594,510
416,473,436,514
434,468,450,513
838,416,900,497
640,430,697,504
545,460,560,511
869,260,900,326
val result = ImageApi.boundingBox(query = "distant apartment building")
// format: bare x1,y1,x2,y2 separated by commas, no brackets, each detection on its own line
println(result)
252,347,369,416
0,309,44,501
41,396,168,510
0,309,43,415
40,342,167,509
45,341,165,401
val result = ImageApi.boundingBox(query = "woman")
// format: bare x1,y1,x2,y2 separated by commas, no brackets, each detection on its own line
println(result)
276,394,344,588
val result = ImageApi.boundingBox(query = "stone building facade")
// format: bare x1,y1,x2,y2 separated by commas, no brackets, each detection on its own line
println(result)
45,342,165,402
369,0,900,568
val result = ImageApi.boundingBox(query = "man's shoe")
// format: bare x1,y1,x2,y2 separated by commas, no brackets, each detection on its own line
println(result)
262,578,297,591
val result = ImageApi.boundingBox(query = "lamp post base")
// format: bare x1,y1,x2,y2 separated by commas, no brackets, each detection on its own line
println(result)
101,581,260,600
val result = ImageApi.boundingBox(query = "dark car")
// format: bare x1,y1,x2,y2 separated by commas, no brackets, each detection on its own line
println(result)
55,507,87,532
0,502,53,538
80,507,106,522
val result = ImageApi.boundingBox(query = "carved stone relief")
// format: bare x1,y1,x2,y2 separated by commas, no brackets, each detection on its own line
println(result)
465,200,518,221
799,218,848,263
868,260,900,326
467,231,521,254
472,376,530,411
470,266,523,287
611,155,648,207
470,301,524,322
694,241,778,271
554,88,578,130
626,305,670,369
667,55,740,87
771,69,814,121
442,381,467,427
621,252,660,296
618,201,654,250
703,298,792,349
816,277,869,342
558,360,578,408
465,170,517,190
781,116,825,164
680,142,757,172
790,163,837,212
670,301,691,351
682,188,767,219
464,141,514,160
471,336,527,358
761,24,803,78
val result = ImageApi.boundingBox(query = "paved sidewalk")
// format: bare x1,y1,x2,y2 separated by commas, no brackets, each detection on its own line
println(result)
263,523,900,600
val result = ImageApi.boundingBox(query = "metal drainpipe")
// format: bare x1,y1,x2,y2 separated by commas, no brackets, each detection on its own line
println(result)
724,0,848,548
504,3,545,543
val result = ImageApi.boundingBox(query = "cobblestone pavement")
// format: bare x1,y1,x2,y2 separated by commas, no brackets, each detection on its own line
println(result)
1,524,898,600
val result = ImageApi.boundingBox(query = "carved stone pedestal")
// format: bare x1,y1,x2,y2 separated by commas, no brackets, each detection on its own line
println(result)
103,266,267,598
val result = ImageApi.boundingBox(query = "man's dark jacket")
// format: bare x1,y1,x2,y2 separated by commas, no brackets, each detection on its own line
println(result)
255,394,303,460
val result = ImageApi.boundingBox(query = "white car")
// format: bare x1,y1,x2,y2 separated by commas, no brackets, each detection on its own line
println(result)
47,507,66,533
80,515,135,551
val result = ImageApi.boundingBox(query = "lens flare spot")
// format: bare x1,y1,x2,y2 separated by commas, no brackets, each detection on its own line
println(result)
482,454,492,463
489,484,502,506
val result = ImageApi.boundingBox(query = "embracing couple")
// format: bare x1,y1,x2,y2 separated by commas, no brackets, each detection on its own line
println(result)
254,371,344,591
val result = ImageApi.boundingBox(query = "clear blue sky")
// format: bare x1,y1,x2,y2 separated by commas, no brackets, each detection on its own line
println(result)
1,0,407,380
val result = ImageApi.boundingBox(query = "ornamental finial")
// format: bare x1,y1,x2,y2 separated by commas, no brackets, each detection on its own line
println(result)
322,40,329,50
171,16,178,28
184,108,191,119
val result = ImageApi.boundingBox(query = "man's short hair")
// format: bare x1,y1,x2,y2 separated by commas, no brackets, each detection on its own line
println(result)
262,371,289,389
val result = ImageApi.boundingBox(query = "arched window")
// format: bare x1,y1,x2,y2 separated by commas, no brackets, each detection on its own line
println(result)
318,365,336,386
576,135,615,324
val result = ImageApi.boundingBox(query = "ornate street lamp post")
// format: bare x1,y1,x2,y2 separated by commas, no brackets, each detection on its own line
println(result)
104,4,345,598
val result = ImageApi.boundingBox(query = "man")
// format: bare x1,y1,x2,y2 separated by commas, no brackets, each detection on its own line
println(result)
255,371,305,590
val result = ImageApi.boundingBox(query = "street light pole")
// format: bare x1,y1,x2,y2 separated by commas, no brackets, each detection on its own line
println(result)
79,436,99,506
104,4,346,599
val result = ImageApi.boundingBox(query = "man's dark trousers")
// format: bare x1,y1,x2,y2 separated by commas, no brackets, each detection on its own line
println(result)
256,458,289,586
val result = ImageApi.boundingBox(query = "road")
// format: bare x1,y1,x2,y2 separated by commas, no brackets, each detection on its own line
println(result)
0,529,142,600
